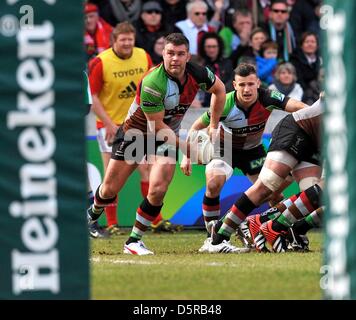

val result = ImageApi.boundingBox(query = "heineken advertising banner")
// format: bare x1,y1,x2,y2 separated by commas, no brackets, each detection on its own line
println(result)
0,1,89,299
323,1,356,299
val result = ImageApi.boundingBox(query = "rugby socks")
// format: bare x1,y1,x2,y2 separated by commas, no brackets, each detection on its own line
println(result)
105,201,118,226
103,180,119,226
274,184,322,232
293,206,324,235
89,185,117,222
202,195,220,234
141,180,163,225
140,180,149,198
214,193,256,243
126,198,163,244
152,213,163,226
259,192,301,223
305,206,323,227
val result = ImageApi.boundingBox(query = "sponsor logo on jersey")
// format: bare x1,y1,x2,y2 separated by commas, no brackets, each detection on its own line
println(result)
250,157,266,169
206,67,215,83
143,86,162,98
165,104,188,116
270,90,285,101
113,68,145,78
118,81,137,99
142,101,159,107
231,122,266,135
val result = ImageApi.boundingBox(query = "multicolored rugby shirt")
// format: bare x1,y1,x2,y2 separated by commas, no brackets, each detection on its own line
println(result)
201,88,290,150
123,62,216,134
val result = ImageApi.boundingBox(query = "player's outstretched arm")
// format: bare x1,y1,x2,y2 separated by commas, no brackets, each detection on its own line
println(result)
285,98,308,113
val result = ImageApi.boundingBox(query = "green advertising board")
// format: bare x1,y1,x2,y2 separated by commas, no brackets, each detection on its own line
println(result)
0,1,89,299
87,135,299,228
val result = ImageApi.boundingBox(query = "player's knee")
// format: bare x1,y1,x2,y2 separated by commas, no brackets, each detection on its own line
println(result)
299,176,321,191
99,183,117,199
206,159,233,180
206,179,223,197
259,167,285,192
95,185,117,205
149,184,168,201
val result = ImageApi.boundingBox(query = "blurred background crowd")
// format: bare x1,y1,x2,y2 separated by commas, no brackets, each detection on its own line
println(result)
84,0,323,106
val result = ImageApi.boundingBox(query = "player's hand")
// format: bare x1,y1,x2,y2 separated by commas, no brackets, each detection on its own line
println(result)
105,123,119,146
180,155,192,176
208,126,220,146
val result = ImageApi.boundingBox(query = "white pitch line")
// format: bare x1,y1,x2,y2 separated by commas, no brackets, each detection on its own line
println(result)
91,257,239,267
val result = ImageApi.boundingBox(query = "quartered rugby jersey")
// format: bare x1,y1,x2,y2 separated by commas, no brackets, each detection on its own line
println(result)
201,88,290,150
293,98,322,151
123,62,216,134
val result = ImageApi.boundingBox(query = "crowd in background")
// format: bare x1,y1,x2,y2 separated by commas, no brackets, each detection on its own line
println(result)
84,0,323,106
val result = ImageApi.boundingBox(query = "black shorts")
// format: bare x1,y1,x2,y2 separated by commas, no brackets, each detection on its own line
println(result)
268,114,320,165
221,144,266,176
111,126,178,162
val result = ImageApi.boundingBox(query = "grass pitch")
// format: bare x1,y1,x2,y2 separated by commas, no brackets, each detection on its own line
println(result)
91,230,323,300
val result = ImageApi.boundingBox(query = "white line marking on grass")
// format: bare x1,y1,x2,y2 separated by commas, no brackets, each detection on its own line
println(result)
205,262,225,266
91,257,156,265
91,257,239,267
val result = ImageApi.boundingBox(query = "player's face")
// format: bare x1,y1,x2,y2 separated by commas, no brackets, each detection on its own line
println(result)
113,32,135,59
162,43,190,79
233,74,260,106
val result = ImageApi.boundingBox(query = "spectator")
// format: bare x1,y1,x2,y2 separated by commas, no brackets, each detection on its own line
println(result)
302,67,323,105
150,34,166,65
84,3,113,62
90,0,142,27
219,9,253,58
269,62,303,100
134,1,166,56
268,62,304,126
230,27,268,67
289,31,321,103
267,0,296,61
290,0,322,42
161,0,187,32
198,32,234,106
256,40,278,86
224,0,271,28
174,0,217,55
205,0,230,29
250,0,271,27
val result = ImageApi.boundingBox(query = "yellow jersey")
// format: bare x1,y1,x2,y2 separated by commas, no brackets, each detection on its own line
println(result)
89,47,152,128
